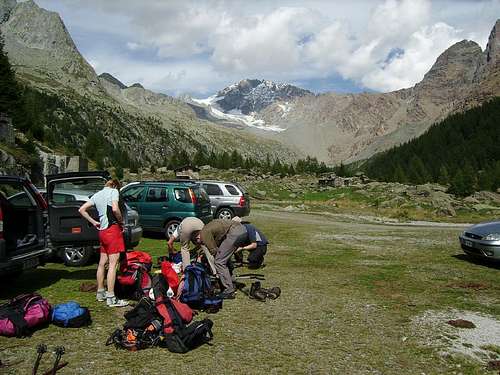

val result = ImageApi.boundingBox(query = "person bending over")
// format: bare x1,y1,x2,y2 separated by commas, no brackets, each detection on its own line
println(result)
79,179,128,307
167,216,204,271
192,219,247,299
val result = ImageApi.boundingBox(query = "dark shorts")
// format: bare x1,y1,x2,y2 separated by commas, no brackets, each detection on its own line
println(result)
99,224,125,255
247,245,267,269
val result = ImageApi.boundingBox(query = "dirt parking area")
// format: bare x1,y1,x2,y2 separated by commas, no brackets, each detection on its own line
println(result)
1,209,499,374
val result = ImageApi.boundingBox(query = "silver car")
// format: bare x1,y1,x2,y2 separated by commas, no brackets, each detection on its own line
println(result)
199,180,250,220
459,221,500,260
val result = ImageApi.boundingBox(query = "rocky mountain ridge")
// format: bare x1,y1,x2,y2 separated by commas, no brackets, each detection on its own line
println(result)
214,79,313,114
193,21,500,164
0,0,299,168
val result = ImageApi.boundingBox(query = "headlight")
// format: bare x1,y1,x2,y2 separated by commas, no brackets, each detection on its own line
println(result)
484,233,500,241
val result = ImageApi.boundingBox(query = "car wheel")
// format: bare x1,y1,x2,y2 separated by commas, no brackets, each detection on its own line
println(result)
62,246,94,267
165,220,181,239
217,208,234,220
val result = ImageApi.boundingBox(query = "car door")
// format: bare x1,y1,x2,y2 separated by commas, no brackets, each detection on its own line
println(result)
139,185,170,231
0,177,46,260
46,171,109,246
202,183,224,213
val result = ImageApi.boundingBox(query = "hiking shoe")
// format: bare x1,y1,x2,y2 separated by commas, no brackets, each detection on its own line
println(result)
261,286,281,300
249,281,261,296
106,295,129,307
96,289,106,302
250,288,267,302
218,291,236,300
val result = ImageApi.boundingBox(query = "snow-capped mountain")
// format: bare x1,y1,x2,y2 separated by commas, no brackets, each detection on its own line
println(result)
190,79,312,132
214,79,313,114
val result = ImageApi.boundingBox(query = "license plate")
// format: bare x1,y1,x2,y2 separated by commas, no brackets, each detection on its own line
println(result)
465,240,473,247
22,257,39,270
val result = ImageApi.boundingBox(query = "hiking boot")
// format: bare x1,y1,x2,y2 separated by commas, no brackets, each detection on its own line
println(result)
250,288,267,302
260,286,281,300
218,291,236,300
106,295,129,307
96,289,106,302
249,281,261,296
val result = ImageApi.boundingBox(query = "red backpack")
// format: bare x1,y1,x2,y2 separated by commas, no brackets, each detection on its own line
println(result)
160,260,180,294
116,251,153,300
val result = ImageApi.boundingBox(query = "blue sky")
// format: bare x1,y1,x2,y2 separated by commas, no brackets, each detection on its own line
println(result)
36,0,500,97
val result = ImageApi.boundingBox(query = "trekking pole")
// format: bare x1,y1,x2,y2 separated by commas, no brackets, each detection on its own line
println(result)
50,346,65,375
32,343,47,375
41,362,68,375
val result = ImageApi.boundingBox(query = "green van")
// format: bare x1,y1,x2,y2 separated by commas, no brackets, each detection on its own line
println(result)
121,180,212,237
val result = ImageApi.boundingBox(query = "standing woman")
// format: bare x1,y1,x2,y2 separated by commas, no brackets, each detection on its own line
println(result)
79,179,129,307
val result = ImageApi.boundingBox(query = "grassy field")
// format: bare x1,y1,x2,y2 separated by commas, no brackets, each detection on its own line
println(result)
1,209,500,374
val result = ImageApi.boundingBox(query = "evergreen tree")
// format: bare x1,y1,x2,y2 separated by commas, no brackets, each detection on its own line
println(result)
437,165,450,186
0,32,20,117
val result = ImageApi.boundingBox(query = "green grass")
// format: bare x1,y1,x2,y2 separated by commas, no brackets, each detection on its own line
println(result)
1,209,500,374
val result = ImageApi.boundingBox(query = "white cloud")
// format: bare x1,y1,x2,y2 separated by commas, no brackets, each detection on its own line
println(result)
362,23,463,91
36,0,500,95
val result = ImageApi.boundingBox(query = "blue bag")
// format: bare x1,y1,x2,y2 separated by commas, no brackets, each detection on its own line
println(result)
52,302,91,328
180,263,222,312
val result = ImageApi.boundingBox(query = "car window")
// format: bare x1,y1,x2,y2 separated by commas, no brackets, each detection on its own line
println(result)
146,187,168,202
174,188,191,203
48,177,106,204
225,185,240,196
4,185,36,208
203,184,223,196
53,193,76,204
122,186,145,202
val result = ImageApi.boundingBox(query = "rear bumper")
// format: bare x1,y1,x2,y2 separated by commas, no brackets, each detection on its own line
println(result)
459,235,500,260
0,245,50,274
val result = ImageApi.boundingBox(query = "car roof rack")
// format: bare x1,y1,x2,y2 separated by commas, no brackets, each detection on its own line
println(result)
139,179,201,184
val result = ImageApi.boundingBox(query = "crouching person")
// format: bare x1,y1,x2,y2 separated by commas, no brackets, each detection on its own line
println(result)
192,219,247,299
78,179,128,307
236,223,268,269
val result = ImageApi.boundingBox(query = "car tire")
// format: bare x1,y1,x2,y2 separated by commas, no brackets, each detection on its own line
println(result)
62,246,94,267
165,220,181,239
217,208,234,220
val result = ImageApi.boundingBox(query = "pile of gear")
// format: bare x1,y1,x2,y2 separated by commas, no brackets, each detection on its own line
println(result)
108,250,218,353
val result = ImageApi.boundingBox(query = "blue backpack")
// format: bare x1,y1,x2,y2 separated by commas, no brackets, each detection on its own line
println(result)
180,263,222,312
52,302,91,328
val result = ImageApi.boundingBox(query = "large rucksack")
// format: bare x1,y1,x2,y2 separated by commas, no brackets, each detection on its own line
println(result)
0,293,51,337
116,251,153,300
180,263,222,312
106,297,163,351
52,302,91,328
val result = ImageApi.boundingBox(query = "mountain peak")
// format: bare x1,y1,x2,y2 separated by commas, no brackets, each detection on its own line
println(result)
99,73,126,89
418,39,483,90
129,83,144,89
485,19,500,64
215,78,312,114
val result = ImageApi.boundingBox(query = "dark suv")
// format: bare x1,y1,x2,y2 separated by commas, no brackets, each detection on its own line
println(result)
0,171,143,275
121,180,212,238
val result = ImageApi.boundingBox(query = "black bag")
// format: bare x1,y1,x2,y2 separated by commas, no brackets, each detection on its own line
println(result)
123,297,161,330
162,319,214,353
160,290,214,353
